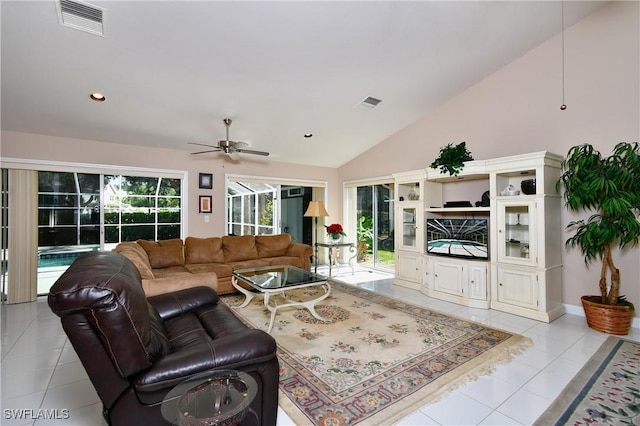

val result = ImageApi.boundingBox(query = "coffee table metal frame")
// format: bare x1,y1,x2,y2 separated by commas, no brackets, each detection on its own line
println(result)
232,265,331,333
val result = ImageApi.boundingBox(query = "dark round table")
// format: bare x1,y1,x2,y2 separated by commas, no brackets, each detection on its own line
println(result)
161,370,257,426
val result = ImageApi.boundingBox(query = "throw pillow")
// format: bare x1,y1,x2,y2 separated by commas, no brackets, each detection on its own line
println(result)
184,237,224,264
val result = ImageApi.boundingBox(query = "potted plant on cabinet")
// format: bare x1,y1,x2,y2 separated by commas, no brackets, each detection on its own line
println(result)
557,142,639,335
429,141,474,176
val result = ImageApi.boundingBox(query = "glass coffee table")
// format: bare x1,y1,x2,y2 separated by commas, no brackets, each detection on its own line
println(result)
232,265,330,333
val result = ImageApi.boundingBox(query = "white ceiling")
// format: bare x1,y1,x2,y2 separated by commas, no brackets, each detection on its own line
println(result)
1,1,607,168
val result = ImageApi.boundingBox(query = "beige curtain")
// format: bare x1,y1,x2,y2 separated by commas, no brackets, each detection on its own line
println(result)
7,169,38,304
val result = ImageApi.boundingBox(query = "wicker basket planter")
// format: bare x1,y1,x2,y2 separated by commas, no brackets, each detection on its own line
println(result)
581,295,634,335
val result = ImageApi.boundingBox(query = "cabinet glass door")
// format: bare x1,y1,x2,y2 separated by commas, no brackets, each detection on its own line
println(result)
498,200,535,265
400,206,417,249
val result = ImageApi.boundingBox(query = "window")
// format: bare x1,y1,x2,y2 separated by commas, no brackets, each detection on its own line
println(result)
226,175,325,245
103,174,182,245
38,172,101,247
36,171,183,294
227,181,277,236
38,173,182,250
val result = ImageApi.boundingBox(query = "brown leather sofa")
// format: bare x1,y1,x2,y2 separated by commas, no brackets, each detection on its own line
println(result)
48,251,279,426
114,234,313,297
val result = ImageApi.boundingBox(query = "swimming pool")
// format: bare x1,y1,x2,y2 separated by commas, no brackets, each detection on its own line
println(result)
38,247,99,268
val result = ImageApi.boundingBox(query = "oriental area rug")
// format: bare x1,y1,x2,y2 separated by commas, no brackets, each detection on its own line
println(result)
534,336,640,426
222,281,531,426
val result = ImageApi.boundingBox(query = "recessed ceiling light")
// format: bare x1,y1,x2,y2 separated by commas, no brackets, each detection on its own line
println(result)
304,133,313,138
89,93,106,102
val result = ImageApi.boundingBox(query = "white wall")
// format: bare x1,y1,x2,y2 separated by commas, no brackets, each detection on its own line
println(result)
339,1,640,315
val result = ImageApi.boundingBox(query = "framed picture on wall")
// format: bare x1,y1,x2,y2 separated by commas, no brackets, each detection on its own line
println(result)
199,173,213,189
199,195,212,213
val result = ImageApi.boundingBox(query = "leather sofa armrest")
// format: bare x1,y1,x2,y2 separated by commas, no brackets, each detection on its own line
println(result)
148,287,219,321
135,329,277,393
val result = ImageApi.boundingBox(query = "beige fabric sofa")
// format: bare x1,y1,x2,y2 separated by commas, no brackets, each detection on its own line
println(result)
114,234,313,296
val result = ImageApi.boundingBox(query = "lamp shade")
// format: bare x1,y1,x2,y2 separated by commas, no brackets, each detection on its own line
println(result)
304,201,329,217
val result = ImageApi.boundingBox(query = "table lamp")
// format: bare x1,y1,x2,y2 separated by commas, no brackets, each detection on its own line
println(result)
304,201,329,273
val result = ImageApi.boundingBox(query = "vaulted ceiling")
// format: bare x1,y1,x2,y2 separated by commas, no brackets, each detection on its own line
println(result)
1,1,607,167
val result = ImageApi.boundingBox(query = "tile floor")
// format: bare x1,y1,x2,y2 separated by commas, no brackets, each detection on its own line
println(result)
1,270,638,426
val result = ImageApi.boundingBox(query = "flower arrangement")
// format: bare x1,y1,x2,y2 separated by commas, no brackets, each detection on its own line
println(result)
325,223,346,239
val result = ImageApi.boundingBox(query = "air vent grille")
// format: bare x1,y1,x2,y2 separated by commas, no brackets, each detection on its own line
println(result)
363,96,382,107
356,96,382,111
57,0,105,36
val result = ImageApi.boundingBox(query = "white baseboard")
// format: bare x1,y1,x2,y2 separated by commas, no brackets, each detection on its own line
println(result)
563,303,640,330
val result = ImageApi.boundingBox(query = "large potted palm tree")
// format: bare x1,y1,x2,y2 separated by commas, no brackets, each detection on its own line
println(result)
557,142,639,335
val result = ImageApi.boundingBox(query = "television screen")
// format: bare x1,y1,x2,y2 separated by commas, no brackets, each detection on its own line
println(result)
426,218,488,259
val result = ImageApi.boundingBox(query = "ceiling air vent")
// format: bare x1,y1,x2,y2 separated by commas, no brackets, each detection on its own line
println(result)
356,96,382,111
56,0,106,36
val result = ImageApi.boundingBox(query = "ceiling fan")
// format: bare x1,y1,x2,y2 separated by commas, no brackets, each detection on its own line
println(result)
189,118,270,161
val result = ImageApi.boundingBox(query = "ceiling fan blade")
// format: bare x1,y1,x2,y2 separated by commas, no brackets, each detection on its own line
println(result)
188,142,218,149
190,149,221,155
227,151,241,161
236,148,270,157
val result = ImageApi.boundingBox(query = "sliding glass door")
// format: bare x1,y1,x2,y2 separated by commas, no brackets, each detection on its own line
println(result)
37,171,182,294
0,164,185,301
356,183,394,271
227,182,278,236
226,179,313,244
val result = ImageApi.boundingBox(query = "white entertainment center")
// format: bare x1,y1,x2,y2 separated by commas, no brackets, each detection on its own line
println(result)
393,151,565,322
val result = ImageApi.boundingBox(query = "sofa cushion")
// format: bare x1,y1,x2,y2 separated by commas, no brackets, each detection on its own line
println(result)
151,266,190,279
256,234,291,258
184,263,233,278
227,259,270,271
142,273,218,298
114,242,155,280
184,237,224,264
138,239,184,268
262,256,305,269
222,235,259,263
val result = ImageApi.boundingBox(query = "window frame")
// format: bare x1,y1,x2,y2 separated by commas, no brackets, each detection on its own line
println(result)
225,174,327,238
1,157,188,243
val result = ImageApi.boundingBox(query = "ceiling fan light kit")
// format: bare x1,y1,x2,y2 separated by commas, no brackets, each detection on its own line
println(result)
189,118,269,160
